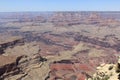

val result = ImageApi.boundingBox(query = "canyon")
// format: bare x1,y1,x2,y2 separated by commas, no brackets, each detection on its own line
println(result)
0,12,120,80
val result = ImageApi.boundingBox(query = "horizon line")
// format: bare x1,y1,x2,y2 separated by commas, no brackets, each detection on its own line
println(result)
0,10,120,13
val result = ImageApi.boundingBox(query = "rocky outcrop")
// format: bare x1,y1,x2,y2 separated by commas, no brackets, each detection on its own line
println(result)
0,37,24,54
0,41,49,80
0,53,47,80
0,55,23,79
89,56,120,80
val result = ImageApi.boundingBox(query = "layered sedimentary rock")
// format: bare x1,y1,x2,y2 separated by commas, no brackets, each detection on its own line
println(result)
49,12,120,27
0,12,120,80
48,52,117,80
74,33,120,51
0,55,23,79
0,41,47,80
88,56,120,80
0,36,24,54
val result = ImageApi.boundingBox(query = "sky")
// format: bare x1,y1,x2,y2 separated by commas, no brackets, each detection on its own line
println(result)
0,0,120,12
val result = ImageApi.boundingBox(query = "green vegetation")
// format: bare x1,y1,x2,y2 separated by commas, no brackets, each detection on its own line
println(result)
108,65,113,70
116,63,120,73
90,75,110,80
89,72,110,80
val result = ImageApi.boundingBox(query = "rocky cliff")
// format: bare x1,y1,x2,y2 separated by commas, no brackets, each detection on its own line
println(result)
0,37,24,54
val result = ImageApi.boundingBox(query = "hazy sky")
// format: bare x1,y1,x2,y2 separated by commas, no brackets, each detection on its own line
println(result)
0,0,120,12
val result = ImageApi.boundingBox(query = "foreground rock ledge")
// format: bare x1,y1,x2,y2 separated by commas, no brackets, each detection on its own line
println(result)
0,55,23,79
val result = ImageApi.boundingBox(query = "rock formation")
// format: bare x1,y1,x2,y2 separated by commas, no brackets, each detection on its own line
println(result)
0,12,120,80
88,56,120,80
0,37,24,54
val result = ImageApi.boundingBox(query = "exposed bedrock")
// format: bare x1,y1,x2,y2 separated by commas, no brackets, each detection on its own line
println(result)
0,38,24,54
74,34,120,51
0,55,24,79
